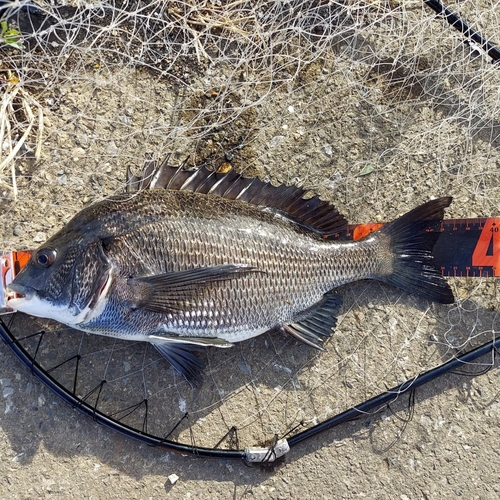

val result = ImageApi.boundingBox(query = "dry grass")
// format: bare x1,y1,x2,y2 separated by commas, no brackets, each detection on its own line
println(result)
0,69,44,199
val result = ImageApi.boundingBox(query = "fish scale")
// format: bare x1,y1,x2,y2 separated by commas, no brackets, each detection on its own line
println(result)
78,191,411,340
7,163,454,385
103,200,335,336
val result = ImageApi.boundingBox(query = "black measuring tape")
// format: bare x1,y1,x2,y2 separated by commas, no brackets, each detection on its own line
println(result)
347,218,500,278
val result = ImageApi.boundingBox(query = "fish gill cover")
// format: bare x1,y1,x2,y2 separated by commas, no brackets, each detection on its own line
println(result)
0,0,499,474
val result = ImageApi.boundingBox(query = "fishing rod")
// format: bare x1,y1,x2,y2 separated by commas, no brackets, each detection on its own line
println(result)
424,0,500,63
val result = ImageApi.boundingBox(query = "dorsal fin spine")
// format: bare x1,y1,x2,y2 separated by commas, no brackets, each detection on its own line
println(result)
126,160,347,237
235,178,256,200
207,176,225,195
180,170,200,191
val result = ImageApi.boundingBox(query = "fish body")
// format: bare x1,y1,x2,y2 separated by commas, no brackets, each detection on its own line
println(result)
8,162,454,384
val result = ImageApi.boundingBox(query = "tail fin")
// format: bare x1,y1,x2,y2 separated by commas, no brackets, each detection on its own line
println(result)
377,197,454,304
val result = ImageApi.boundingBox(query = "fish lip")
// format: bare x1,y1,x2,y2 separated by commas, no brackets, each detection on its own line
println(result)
6,282,35,300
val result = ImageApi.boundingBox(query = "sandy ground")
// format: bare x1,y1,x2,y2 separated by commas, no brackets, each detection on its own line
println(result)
1,1,500,499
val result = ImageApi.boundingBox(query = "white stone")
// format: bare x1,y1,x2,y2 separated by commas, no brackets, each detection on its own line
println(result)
167,474,179,485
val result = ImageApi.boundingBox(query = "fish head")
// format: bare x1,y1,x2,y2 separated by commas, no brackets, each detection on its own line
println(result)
7,224,112,325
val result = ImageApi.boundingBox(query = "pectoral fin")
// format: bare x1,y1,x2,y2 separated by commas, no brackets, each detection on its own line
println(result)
129,264,260,314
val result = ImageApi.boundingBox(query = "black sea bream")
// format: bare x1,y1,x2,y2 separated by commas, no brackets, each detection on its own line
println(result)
8,161,454,384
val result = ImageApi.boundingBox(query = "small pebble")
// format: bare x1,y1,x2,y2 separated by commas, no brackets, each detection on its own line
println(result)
71,147,85,160
13,225,23,236
167,474,179,485
77,134,89,146
106,141,119,156
33,232,47,243
322,144,333,157
3,387,14,398
217,162,232,174
270,136,285,148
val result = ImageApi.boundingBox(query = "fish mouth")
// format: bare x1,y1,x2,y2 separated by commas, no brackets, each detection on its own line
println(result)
6,282,35,300
6,283,36,314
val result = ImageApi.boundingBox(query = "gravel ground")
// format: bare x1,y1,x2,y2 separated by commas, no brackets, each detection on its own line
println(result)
1,2,500,498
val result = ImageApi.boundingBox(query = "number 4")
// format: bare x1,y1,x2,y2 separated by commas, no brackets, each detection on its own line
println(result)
472,219,500,276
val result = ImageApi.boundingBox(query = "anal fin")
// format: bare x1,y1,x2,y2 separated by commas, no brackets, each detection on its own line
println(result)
281,293,342,350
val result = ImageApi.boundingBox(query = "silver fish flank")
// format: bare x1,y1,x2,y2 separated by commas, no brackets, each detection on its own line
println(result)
8,161,454,384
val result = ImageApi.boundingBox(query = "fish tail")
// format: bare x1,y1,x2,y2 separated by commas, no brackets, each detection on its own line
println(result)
375,197,454,304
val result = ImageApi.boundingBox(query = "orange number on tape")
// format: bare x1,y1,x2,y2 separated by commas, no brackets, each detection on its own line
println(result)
472,219,500,277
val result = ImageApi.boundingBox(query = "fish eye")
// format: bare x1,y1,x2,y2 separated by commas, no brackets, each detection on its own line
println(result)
33,248,57,268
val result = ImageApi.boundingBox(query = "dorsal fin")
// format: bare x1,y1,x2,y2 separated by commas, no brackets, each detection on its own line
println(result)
126,157,347,236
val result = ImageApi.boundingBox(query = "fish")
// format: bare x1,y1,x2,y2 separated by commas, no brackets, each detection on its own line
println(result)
7,159,454,385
